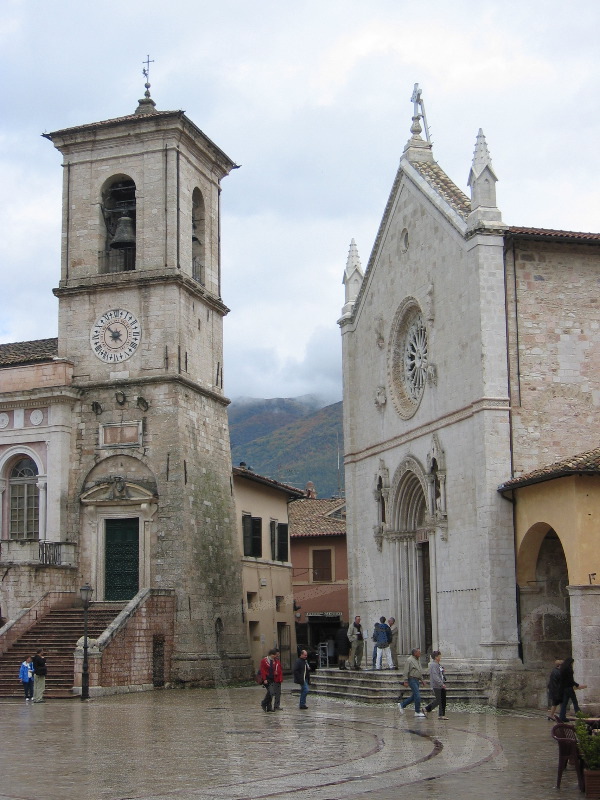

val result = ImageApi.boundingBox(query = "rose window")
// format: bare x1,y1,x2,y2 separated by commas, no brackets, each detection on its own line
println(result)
388,299,429,419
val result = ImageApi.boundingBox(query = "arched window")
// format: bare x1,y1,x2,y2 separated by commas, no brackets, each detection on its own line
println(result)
100,177,136,273
9,457,39,539
192,187,206,284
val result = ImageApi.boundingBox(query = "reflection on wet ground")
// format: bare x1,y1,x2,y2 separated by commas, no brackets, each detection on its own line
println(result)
0,682,583,800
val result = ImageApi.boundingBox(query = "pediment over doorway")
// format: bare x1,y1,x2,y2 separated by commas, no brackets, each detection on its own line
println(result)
80,478,157,506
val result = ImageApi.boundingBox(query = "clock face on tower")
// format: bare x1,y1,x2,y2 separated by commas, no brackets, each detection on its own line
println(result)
90,309,141,363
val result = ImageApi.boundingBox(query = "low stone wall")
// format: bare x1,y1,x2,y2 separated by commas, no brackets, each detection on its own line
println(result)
0,589,76,655
74,589,176,695
0,564,77,623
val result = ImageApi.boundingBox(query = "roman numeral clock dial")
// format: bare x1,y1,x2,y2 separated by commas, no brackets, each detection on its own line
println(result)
90,309,141,363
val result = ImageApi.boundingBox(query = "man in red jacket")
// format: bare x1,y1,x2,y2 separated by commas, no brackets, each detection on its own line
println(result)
259,649,283,712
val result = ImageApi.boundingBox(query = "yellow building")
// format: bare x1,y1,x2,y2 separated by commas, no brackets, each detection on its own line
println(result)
232,465,304,671
499,448,600,708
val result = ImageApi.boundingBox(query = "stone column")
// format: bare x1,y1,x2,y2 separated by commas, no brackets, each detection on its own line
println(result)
568,585,600,713
397,536,412,654
0,478,5,540
37,479,47,541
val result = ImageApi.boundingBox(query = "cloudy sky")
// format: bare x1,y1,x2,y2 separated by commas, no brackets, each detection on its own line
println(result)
1,0,599,403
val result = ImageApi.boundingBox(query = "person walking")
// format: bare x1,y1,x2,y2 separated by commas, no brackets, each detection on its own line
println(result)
424,651,448,719
388,617,399,668
32,648,47,703
547,658,563,720
347,615,364,670
398,648,426,717
558,657,586,722
375,616,394,669
19,655,34,701
371,622,380,669
259,648,282,712
293,649,311,709
335,624,351,670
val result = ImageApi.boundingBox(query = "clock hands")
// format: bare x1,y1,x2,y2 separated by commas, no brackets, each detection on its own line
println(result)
106,326,124,343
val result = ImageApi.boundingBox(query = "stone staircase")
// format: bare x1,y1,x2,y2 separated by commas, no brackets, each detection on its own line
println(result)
0,605,123,698
310,667,491,706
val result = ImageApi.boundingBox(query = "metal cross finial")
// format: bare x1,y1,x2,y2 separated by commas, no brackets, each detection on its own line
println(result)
142,55,154,98
410,82,431,143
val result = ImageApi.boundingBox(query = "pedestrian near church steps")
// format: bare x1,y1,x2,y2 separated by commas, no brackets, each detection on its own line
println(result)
374,616,394,670
335,624,351,670
398,648,427,717
388,617,399,668
19,655,34,701
259,648,283,712
547,658,563,720
558,656,587,722
347,615,364,670
32,648,47,703
293,649,311,709
424,651,448,719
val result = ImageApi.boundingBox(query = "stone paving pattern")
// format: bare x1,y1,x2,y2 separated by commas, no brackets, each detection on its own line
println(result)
0,682,584,800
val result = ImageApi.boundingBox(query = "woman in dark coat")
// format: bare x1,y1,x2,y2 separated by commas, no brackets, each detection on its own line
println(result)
335,624,351,669
558,657,587,722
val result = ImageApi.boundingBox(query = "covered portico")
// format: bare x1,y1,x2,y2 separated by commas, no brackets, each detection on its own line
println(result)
499,448,600,712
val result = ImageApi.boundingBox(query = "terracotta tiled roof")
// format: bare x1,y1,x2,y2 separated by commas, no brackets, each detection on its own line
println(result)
0,338,58,367
289,498,346,538
411,161,471,219
507,226,600,242
498,447,600,492
232,466,305,498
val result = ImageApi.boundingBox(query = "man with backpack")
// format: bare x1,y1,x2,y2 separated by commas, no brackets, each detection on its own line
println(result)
375,616,394,669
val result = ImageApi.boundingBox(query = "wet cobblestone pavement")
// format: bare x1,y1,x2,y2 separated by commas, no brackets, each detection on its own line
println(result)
0,682,584,800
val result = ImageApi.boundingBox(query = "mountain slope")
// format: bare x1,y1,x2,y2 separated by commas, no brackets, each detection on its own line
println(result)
229,399,344,498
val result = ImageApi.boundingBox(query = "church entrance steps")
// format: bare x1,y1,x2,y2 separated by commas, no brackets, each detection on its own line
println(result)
309,667,491,705
0,605,124,698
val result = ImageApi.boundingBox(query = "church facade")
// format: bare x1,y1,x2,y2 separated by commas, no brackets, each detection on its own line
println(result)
0,88,251,685
340,91,600,704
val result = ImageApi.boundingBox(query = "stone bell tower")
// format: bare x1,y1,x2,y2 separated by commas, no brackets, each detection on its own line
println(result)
45,77,251,684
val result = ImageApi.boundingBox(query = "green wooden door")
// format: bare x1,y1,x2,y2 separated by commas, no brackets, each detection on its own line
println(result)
105,518,139,601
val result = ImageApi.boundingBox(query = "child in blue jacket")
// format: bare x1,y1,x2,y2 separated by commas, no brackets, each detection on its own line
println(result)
19,656,34,700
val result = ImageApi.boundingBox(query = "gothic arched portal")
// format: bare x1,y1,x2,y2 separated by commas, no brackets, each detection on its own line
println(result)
387,457,436,657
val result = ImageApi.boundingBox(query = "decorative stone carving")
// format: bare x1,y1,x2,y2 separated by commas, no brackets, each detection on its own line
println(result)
30,409,44,426
0,413,9,429
374,386,387,408
375,316,385,349
426,434,448,539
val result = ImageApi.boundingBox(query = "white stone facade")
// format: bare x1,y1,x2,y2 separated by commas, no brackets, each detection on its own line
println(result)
341,100,600,702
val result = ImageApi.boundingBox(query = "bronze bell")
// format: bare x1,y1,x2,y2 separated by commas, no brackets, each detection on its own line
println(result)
110,215,135,249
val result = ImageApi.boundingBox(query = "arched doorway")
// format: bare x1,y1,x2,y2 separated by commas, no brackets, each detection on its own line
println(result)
389,458,434,656
518,524,571,666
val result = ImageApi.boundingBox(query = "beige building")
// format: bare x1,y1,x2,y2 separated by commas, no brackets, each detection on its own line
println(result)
233,465,303,671
500,449,600,707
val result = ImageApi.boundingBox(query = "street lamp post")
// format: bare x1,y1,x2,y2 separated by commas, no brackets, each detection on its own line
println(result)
80,583,93,701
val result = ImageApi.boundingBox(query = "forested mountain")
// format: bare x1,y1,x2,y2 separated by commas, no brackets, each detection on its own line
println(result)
228,397,344,498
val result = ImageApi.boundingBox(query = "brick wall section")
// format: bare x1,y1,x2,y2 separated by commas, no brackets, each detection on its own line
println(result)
505,239,600,475
74,589,175,691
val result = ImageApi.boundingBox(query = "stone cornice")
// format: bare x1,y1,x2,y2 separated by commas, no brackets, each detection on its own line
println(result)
0,387,81,410
77,373,230,407
345,396,510,464
53,271,229,316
